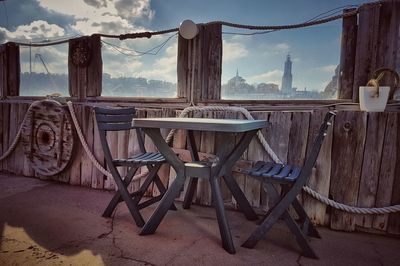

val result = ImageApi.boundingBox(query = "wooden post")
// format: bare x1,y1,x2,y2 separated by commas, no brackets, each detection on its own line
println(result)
0,43,20,98
375,0,400,98
338,8,357,99
352,3,381,102
177,23,222,104
69,35,102,98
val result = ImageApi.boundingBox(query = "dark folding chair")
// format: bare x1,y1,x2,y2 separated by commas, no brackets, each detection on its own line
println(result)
94,106,176,227
241,111,336,258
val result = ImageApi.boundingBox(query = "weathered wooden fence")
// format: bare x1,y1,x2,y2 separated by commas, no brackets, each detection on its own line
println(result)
1,1,400,235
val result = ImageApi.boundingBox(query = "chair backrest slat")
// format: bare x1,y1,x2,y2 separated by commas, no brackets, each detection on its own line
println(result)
94,106,147,157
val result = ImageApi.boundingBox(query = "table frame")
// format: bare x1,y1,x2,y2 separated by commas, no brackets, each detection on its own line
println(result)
134,118,267,254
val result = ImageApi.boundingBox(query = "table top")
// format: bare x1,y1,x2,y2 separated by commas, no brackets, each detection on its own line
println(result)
131,117,268,132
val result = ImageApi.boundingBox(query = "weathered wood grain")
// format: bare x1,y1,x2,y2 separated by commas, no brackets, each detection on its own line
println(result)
80,106,94,187
373,112,398,231
356,112,387,228
69,105,83,185
303,109,334,226
0,103,3,171
387,112,400,234
169,110,188,201
91,110,105,189
2,103,10,172
352,3,381,102
330,111,367,231
339,8,357,99
246,111,274,208
8,103,19,174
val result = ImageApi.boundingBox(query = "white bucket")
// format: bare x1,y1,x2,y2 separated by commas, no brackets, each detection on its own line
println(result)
359,86,390,112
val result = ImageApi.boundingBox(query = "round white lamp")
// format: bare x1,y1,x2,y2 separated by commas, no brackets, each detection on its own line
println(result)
179,20,198,39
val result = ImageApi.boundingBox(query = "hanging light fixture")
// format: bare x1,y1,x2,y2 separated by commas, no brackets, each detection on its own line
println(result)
179,19,198,39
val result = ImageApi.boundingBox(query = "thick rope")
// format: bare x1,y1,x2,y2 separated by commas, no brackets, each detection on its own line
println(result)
2,101,399,213
172,105,400,214
66,102,148,182
0,100,46,161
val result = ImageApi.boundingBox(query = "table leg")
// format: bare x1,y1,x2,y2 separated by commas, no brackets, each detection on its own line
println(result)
210,176,236,254
183,177,198,209
140,173,186,235
183,130,200,209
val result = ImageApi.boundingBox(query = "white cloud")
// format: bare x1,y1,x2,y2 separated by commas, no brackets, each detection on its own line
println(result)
0,20,65,42
37,0,154,35
134,42,178,82
247,69,283,85
223,40,248,62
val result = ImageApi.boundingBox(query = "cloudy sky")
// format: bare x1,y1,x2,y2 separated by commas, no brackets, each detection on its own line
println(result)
0,0,372,93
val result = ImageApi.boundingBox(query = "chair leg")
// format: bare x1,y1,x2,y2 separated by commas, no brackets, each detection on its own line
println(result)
140,173,186,235
113,173,146,227
102,166,139,217
242,184,286,249
223,172,258,220
291,198,321,239
182,177,198,209
210,176,236,254
282,211,318,259
152,173,177,211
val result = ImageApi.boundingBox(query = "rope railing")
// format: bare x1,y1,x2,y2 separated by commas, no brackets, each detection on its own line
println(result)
1,100,400,214
3,1,384,46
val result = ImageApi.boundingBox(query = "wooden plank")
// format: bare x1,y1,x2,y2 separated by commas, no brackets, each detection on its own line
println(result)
169,110,188,202
20,103,34,177
104,129,118,191
0,103,3,171
388,112,400,234
69,105,83,185
287,112,311,166
91,110,105,189
80,106,94,187
2,103,10,172
195,110,216,206
201,23,222,100
8,103,19,174
129,108,147,193
144,109,162,196
6,43,20,97
373,112,398,231
352,3,381,102
152,108,174,196
356,112,387,228
87,35,102,97
375,0,400,97
303,109,334,226
177,36,189,98
247,111,277,208
0,47,5,98
339,8,357,99
330,111,367,231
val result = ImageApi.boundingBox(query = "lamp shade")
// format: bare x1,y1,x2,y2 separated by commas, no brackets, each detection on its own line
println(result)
179,20,198,39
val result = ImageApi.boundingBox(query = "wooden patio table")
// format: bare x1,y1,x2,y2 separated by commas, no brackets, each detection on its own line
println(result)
132,117,269,254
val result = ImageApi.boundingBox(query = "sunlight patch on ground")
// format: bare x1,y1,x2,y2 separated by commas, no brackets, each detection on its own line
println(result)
0,223,104,265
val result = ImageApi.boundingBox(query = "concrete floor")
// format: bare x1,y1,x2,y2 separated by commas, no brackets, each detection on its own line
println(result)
0,174,399,266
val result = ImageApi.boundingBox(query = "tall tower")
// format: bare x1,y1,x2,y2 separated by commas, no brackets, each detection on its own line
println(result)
281,54,293,94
